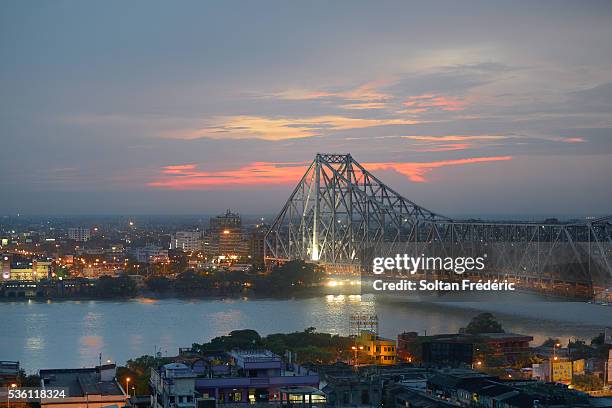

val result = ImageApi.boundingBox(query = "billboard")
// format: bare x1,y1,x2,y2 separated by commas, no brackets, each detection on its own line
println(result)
552,361,572,382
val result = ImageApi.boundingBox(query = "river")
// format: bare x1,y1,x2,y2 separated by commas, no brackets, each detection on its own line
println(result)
1,294,610,372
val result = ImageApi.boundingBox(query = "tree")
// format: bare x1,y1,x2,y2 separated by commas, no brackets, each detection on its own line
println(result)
568,339,598,359
121,355,172,395
261,328,352,364
464,313,504,334
145,276,172,292
17,369,40,387
540,338,561,348
192,329,263,352
174,270,211,293
94,275,137,298
590,332,605,346
265,260,323,290
168,249,188,273
293,346,334,364
572,374,603,391
190,328,352,364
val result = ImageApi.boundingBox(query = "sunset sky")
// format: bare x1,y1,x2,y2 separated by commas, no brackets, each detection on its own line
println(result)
1,1,611,216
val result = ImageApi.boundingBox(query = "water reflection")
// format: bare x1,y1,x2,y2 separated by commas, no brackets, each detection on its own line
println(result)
136,297,158,304
25,336,44,350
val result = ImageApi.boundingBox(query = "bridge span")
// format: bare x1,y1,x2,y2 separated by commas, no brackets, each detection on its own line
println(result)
264,153,612,299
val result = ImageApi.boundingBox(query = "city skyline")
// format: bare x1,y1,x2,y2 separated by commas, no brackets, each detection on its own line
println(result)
1,1,612,215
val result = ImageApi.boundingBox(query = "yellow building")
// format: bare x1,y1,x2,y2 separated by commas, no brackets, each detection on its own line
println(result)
552,361,573,382
356,331,397,365
2,257,50,281
572,358,585,375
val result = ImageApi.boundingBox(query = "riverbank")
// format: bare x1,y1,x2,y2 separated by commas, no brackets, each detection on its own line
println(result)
0,286,331,302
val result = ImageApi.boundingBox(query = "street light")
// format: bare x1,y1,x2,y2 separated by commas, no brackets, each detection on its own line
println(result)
351,345,364,365
125,377,131,397
553,342,561,362
8,383,17,408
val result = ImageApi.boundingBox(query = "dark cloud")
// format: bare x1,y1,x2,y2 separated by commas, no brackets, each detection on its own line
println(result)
568,83,612,113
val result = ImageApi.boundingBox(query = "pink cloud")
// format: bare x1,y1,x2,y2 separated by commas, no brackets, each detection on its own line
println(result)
561,137,585,143
402,135,505,142
148,162,309,190
148,156,513,189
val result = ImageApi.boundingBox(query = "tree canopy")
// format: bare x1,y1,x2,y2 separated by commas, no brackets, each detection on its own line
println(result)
94,275,137,297
262,260,323,290
191,327,352,364
464,313,504,334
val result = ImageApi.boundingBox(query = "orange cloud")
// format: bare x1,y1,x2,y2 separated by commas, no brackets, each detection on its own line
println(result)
171,115,425,141
367,156,513,183
402,135,506,142
271,79,394,103
148,156,513,189
414,143,473,152
402,93,466,112
339,102,388,110
340,80,394,102
399,108,429,114
161,164,198,174
401,135,507,152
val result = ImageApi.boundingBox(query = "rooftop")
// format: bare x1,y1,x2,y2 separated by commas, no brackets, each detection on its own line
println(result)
477,332,534,341
39,367,124,397
160,363,197,378
425,332,534,343
230,349,277,358
229,349,281,363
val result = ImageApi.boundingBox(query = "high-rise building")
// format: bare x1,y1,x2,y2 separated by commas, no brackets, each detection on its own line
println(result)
249,224,267,266
209,209,241,233
218,229,248,257
68,227,91,242
209,210,248,258
170,231,202,252
608,348,612,385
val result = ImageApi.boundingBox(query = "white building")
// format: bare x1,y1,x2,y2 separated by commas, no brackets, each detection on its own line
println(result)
170,231,202,252
150,363,198,408
131,245,169,264
68,227,91,242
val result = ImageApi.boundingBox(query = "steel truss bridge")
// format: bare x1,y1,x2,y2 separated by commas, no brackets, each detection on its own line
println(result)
265,154,612,296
